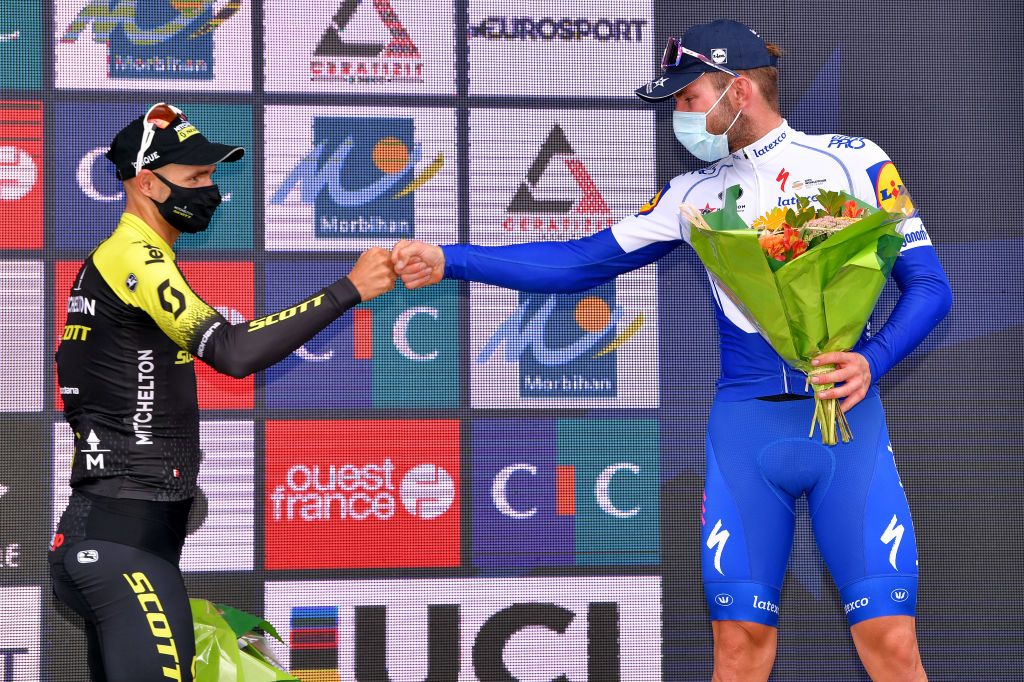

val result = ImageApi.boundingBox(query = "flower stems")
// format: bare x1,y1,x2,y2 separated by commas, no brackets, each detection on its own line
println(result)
806,364,853,445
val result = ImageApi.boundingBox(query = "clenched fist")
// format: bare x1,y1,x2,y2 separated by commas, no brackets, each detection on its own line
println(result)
392,239,445,289
348,247,397,301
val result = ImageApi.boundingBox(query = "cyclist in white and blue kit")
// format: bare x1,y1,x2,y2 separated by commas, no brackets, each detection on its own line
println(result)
393,19,950,681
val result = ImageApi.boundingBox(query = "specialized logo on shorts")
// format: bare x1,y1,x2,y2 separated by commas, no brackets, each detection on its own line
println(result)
501,124,613,238
311,0,422,83
472,419,659,568
60,0,241,80
264,420,459,569
881,514,905,571
478,283,642,399
706,519,730,576
270,116,442,239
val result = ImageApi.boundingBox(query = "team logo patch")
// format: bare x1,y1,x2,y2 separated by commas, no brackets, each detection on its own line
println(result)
126,273,138,292
637,181,670,215
867,160,916,216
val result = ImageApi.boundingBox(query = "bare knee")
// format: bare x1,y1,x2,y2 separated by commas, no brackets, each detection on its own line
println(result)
852,617,925,680
713,621,777,681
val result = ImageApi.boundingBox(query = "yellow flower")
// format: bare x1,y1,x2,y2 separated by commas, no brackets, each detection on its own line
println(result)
752,207,787,232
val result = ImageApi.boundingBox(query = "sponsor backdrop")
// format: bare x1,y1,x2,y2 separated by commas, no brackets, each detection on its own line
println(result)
0,0,1020,679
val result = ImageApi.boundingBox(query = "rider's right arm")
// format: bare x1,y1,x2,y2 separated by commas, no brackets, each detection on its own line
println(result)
94,245,361,379
440,180,686,293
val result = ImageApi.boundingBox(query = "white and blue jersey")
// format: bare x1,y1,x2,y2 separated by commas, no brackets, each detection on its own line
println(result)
442,121,952,626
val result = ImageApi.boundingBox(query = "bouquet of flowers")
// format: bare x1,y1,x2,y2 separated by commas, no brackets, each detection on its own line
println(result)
192,599,298,681
680,186,907,444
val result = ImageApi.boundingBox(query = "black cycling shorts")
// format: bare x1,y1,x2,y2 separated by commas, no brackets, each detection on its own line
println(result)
50,491,194,682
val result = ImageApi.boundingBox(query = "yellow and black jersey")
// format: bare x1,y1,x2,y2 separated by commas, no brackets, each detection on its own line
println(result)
57,213,360,501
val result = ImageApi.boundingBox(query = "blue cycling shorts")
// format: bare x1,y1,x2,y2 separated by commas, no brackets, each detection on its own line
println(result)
701,390,918,627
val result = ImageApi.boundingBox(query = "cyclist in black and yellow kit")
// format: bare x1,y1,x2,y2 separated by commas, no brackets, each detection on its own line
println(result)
50,103,397,681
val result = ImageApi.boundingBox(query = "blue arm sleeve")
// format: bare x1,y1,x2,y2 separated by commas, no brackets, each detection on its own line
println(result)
441,230,681,294
857,245,953,381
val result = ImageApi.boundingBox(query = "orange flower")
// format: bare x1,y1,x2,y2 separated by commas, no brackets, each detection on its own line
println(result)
759,232,788,261
760,226,808,263
842,200,865,219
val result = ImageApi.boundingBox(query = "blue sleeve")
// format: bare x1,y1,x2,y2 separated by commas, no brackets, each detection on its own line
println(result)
857,245,953,381
441,229,681,294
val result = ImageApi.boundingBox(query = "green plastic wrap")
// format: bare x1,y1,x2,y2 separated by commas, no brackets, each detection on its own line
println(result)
191,599,298,682
684,186,904,443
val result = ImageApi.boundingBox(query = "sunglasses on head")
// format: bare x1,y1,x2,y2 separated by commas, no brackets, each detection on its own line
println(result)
134,103,184,175
661,37,740,78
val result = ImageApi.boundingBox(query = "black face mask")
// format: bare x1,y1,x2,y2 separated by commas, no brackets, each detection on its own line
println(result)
151,172,222,234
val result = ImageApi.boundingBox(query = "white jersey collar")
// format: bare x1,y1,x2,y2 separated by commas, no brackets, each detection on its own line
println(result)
731,120,792,163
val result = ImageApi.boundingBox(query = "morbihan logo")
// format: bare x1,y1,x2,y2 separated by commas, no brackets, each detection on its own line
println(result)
890,589,909,603
844,597,869,614
714,593,733,606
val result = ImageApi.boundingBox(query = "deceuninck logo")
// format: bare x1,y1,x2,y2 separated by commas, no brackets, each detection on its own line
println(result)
59,0,242,80
502,124,614,240
270,116,443,240
472,419,659,568
264,262,459,409
311,0,422,83
477,281,643,400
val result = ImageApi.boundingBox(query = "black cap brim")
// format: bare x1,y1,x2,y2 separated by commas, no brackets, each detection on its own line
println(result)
635,66,710,102
153,140,245,170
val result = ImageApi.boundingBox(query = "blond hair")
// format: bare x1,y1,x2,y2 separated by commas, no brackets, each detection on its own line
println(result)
706,42,784,114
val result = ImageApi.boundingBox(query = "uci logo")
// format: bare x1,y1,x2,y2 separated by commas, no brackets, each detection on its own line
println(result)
714,594,734,607
890,589,910,603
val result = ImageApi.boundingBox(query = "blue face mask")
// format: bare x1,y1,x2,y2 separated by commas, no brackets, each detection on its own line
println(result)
672,80,742,162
